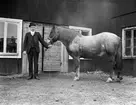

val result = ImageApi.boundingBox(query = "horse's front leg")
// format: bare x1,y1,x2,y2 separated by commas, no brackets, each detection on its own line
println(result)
116,71,123,82
109,54,123,82
73,57,80,81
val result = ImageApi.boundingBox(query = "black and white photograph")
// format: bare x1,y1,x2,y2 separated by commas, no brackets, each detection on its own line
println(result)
0,0,136,105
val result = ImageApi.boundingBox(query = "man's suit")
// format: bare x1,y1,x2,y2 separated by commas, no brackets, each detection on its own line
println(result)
24,32,48,77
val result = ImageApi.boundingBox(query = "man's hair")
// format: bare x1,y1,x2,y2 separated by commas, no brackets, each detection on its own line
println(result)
29,22,36,27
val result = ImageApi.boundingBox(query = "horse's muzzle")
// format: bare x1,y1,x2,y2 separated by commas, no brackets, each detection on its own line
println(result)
46,39,51,43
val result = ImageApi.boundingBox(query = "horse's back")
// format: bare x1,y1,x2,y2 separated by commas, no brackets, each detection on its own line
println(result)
81,32,120,46
96,32,120,40
79,32,121,58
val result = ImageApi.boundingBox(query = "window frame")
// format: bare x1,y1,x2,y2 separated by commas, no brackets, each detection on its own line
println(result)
0,18,22,58
122,27,136,59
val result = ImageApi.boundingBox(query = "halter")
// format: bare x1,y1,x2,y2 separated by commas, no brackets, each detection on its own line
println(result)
48,32,59,44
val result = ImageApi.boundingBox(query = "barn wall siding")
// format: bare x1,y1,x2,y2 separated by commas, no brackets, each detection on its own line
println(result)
0,59,22,75
69,55,112,73
123,60,135,76
1,0,134,34
43,25,62,71
0,0,117,34
111,0,136,18
0,0,136,76
112,12,136,76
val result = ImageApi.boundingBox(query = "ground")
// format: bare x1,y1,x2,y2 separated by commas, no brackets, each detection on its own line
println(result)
0,71,136,105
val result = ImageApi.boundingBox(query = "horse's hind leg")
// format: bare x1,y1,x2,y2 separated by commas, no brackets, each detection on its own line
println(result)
73,57,80,81
110,54,123,82
116,71,123,82
115,62,123,82
115,48,123,82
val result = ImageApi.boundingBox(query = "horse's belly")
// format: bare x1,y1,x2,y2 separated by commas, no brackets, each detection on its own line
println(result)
81,49,104,58
80,45,106,58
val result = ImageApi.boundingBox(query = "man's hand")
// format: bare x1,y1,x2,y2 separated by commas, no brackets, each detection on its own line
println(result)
23,51,26,54
45,45,52,51
48,45,52,48
46,39,50,43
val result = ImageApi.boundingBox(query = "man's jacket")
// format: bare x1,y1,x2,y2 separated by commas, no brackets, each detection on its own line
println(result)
23,32,48,53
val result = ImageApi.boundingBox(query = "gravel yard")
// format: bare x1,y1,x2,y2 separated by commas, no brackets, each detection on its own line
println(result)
0,71,136,105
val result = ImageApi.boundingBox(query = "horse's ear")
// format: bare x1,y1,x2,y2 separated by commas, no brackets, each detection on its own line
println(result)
54,25,57,29
52,25,55,29
52,25,58,33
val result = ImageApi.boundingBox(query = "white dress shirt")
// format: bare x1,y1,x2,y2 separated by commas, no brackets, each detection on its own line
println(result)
30,31,35,36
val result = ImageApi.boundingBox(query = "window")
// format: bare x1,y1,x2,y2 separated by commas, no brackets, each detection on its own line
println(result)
69,26,92,36
0,18,22,58
122,27,136,59
68,26,92,59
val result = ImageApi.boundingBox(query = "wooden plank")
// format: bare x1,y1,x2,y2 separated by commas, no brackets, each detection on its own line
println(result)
43,25,61,71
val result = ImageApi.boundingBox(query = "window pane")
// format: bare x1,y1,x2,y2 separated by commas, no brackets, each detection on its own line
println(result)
133,30,136,47
0,22,4,52
134,47,136,56
125,48,131,56
81,30,89,36
125,30,131,39
125,39,131,47
134,38,136,47
134,30,136,38
6,23,17,53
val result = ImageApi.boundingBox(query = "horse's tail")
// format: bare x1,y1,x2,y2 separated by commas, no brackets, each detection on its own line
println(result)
115,39,123,78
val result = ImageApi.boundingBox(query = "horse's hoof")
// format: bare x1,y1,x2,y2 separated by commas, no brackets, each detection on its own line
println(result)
106,77,113,83
74,77,80,81
116,78,121,82
116,77,123,82
119,77,123,80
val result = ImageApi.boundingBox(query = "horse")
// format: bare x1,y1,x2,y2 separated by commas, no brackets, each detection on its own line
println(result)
47,26,123,82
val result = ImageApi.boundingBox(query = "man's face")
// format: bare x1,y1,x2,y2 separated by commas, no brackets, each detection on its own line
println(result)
30,26,36,32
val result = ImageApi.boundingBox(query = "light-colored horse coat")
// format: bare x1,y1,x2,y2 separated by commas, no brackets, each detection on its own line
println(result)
48,26,122,82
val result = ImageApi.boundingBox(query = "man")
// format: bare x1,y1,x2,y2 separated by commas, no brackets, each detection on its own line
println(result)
23,22,51,80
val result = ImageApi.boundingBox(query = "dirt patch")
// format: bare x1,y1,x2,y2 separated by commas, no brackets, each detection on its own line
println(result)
0,72,136,105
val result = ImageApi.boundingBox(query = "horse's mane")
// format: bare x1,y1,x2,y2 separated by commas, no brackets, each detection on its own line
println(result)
57,27,82,43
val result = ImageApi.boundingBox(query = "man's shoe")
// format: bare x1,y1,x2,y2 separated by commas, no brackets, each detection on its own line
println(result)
34,76,40,80
27,76,33,80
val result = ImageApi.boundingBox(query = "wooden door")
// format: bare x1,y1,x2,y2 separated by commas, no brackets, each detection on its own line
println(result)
43,25,61,71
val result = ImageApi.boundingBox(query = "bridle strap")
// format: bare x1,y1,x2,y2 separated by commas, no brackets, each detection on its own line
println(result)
48,26,59,43
48,33,58,44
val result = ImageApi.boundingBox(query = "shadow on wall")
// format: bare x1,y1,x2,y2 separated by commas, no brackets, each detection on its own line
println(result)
55,0,115,33
68,55,112,73
1,0,116,33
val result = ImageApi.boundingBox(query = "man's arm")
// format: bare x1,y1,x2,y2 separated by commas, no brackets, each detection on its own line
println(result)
38,32,50,48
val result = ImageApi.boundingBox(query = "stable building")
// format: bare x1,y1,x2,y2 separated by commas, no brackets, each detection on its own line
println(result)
0,0,136,76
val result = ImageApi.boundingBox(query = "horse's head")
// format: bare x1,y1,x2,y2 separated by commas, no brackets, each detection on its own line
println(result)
48,25,59,44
